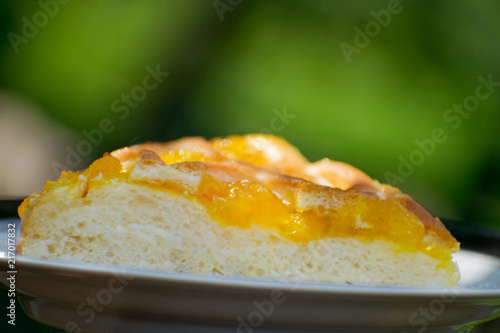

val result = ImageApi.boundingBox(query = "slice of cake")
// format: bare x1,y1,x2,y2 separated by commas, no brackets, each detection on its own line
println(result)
17,134,460,286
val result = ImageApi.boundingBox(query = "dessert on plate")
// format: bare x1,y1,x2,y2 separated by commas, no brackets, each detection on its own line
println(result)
17,134,460,286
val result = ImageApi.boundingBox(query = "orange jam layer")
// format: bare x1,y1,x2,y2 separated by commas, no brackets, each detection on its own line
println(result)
159,149,214,164
210,136,272,165
194,173,451,263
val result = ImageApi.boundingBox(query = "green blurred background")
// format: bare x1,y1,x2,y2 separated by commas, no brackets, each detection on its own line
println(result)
2,0,499,228
1,1,500,332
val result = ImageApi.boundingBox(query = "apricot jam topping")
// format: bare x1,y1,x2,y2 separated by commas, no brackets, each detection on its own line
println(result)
210,136,272,166
159,149,214,165
193,174,450,262
20,135,455,265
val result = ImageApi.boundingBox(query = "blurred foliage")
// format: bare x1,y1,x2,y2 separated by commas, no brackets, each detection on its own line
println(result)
0,0,499,230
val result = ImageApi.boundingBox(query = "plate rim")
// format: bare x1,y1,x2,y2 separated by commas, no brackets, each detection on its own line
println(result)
2,249,500,299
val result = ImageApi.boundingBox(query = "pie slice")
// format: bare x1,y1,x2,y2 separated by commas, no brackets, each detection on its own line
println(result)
18,134,460,286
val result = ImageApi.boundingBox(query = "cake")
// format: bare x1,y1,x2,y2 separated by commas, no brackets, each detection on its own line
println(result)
17,134,460,286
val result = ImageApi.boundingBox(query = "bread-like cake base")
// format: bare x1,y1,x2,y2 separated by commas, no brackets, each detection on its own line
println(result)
19,181,457,286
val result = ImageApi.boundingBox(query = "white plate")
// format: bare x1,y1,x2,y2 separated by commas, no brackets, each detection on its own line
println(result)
1,249,500,333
